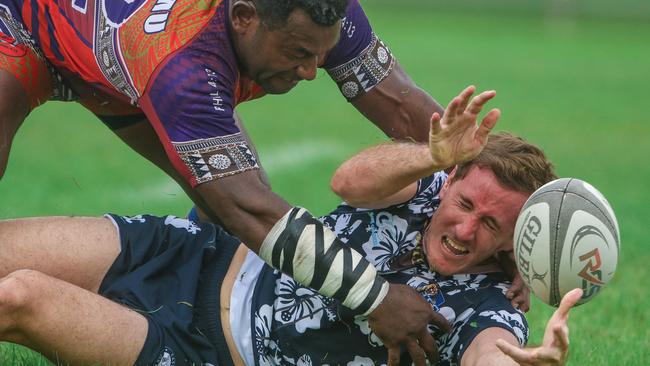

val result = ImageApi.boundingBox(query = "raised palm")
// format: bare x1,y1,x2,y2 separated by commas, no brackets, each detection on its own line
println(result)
429,85,501,168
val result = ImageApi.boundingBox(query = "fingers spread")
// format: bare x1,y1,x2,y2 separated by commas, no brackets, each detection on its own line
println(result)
446,96,461,118
496,339,536,364
406,340,427,366
457,85,476,114
553,324,570,351
429,311,452,333
387,347,401,366
467,90,496,116
558,288,583,317
476,108,500,142
510,287,531,313
511,297,530,313
418,328,439,365
534,347,562,362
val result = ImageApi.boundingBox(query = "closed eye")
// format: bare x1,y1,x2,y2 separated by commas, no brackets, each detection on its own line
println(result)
292,47,314,60
483,217,500,232
457,198,472,211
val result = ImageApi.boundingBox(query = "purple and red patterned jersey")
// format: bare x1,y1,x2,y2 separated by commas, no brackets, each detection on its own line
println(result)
0,0,395,186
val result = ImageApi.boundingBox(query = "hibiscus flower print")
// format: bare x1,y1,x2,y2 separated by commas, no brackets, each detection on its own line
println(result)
353,316,383,347
323,213,364,244
407,173,445,214
347,356,376,366
363,212,420,272
255,304,284,366
274,276,337,333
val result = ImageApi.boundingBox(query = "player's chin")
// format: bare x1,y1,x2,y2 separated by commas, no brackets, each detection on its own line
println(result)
261,77,299,94
429,255,464,276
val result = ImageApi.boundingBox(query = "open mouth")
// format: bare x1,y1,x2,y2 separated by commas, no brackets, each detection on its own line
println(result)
443,236,469,256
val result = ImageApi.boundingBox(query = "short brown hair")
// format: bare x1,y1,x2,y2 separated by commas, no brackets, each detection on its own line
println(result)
452,132,557,194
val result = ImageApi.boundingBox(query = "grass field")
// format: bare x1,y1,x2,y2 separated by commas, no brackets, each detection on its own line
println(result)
1,1,649,365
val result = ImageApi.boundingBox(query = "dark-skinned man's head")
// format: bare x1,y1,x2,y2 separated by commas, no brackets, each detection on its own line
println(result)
230,0,348,94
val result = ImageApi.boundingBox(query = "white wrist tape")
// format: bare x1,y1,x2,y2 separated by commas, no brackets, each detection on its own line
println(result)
260,207,389,315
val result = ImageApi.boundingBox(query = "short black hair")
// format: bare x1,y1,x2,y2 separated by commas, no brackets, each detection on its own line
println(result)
253,0,349,28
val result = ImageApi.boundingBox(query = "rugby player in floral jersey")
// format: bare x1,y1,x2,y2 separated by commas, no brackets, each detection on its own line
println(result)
0,87,579,366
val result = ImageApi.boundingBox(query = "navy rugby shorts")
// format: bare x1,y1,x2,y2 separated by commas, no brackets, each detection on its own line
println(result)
100,214,239,366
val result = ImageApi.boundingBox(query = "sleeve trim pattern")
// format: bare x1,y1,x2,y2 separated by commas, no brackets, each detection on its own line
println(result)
173,132,259,184
326,34,394,101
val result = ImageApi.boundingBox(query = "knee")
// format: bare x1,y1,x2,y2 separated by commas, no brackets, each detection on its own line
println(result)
0,270,47,322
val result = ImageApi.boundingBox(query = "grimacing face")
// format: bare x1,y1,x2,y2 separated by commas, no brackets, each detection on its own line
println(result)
423,166,530,276
231,4,341,94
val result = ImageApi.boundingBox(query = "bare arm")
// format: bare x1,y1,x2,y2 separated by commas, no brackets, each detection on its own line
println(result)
352,62,444,142
195,170,289,253
332,86,500,208
462,328,521,366
462,289,583,366
330,142,430,209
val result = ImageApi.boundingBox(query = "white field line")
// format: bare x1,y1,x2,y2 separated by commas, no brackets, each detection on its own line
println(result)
119,140,348,202
259,140,347,173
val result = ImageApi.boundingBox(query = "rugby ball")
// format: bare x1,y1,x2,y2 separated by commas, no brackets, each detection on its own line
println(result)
513,178,620,307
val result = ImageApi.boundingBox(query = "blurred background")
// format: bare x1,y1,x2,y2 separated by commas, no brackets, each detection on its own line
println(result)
1,0,648,364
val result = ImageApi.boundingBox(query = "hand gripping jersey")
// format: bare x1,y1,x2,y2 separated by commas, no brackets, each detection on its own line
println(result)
0,0,395,186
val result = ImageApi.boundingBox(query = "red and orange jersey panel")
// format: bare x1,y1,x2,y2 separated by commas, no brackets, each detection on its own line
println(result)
0,0,395,187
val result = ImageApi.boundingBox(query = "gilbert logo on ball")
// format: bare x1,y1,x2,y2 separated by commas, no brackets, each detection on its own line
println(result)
514,178,620,307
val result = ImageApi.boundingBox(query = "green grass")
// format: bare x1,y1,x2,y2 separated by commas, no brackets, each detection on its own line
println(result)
1,2,649,365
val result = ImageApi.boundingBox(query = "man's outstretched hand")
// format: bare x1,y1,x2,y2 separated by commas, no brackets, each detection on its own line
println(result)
368,284,451,366
428,85,500,170
496,288,583,366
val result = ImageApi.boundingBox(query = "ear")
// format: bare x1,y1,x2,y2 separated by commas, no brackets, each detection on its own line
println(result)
439,166,458,200
231,0,259,35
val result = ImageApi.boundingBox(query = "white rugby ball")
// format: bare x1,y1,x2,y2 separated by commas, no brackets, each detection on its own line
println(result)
513,178,620,307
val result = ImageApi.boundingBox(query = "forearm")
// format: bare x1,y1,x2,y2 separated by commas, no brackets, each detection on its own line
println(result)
195,173,291,253
462,328,520,366
352,62,444,142
464,350,518,366
331,141,440,206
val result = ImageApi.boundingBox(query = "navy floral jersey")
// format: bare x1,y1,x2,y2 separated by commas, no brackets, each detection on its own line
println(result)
249,172,528,365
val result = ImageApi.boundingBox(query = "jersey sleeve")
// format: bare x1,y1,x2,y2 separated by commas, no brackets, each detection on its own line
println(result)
403,171,447,215
437,274,530,364
138,23,259,187
322,0,395,101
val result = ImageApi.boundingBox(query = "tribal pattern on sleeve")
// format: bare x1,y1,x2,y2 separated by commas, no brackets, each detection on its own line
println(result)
326,34,395,101
173,133,259,184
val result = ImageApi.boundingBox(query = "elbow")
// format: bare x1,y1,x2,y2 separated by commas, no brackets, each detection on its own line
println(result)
330,169,353,201
330,168,374,208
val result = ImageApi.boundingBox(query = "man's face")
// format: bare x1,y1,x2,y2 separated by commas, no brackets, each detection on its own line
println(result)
233,6,341,94
424,166,529,275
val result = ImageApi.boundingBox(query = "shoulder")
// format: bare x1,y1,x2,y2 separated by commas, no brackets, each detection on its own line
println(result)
435,273,529,364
